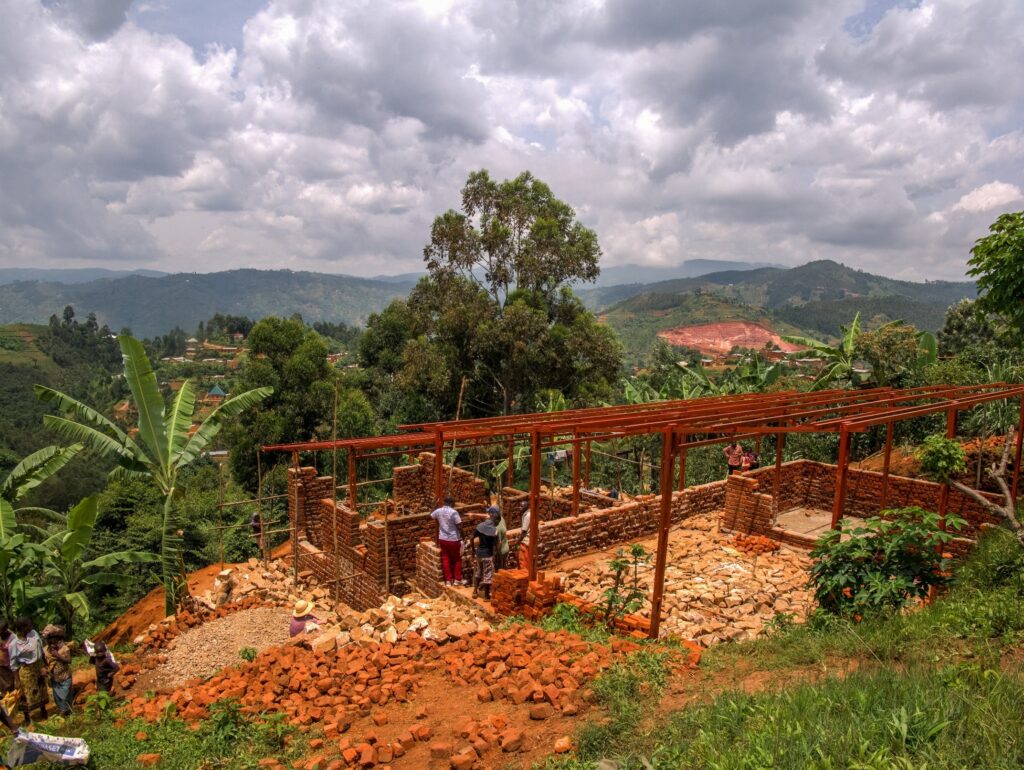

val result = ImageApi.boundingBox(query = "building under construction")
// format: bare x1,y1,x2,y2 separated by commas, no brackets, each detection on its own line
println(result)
263,384,1024,638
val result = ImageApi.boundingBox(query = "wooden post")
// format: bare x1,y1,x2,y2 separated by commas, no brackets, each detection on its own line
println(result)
937,408,958,531
880,420,894,511
677,432,688,492
434,431,444,544
434,432,444,504
1012,399,1024,507
347,448,357,509
584,438,592,488
528,430,542,581
773,432,785,504
507,437,515,488
649,427,675,639
571,435,581,516
831,428,851,529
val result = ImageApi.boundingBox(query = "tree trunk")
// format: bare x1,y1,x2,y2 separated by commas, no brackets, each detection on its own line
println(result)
161,493,189,616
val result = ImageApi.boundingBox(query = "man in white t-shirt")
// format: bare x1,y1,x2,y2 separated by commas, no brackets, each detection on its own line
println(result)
431,496,464,585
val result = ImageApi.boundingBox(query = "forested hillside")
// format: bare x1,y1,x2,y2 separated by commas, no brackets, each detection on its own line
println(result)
0,270,416,337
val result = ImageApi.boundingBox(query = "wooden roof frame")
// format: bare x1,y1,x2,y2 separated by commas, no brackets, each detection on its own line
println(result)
263,384,1024,638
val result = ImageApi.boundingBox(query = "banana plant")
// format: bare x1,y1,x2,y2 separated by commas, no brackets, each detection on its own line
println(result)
782,312,864,391
0,444,83,534
36,335,272,614
35,496,159,637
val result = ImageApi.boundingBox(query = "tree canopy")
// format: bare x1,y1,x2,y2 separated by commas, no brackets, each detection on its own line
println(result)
967,210,1024,331
423,170,601,305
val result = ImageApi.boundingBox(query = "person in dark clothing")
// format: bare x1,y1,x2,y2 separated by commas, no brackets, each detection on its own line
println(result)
471,513,499,600
89,640,119,693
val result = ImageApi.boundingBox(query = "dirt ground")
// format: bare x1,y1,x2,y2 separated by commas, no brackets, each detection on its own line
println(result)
131,606,292,692
657,321,803,356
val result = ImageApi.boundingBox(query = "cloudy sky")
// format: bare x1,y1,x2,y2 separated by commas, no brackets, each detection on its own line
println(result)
1,0,1022,280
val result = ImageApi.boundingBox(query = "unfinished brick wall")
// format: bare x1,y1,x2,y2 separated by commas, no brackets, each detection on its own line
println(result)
719,474,775,534
505,480,727,569
287,468,334,546
741,460,1005,543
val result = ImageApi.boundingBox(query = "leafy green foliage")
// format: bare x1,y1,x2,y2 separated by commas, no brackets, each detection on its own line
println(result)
783,312,865,390
916,436,968,483
424,169,601,305
967,210,1024,332
809,508,964,616
601,544,649,626
37,335,271,614
239,646,258,662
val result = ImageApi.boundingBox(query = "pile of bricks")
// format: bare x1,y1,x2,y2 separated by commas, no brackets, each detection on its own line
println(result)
522,573,563,620
732,533,781,556
490,569,530,615
555,593,651,638
127,624,628,768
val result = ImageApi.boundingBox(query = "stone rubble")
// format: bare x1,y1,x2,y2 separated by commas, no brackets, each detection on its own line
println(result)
560,513,814,646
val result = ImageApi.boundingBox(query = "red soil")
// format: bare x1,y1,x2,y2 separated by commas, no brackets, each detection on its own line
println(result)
658,321,804,356
98,540,294,647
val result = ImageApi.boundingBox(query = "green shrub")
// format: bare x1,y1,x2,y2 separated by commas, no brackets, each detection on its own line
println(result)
239,646,258,662
809,507,965,617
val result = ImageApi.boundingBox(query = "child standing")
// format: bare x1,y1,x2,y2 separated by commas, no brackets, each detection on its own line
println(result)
42,625,73,715
87,640,118,693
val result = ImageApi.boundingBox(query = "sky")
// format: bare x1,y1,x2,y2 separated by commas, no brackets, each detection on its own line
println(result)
1,0,1022,280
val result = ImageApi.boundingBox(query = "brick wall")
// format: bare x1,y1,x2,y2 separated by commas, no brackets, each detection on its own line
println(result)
503,480,727,569
741,460,1005,542
287,468,334,547
720,474,775,534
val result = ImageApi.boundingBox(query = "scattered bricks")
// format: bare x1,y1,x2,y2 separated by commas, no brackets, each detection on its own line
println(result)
475,686,492,702
415,705,428,719
372,710,389,726
357,743,377,767
136,754,162,766
134,731,148,741
554,736,573,754
430,742,454,759
376,744,394,764
450,749,477,770
411,725,433,742
499,728,525,752
529,703,554,720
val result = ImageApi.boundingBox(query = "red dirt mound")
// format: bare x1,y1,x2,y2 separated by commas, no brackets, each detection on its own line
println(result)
658,321,804,356
99,540,295,647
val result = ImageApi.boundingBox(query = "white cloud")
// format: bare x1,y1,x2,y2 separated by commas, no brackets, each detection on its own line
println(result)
0,0,1022,280
952,182,1023,214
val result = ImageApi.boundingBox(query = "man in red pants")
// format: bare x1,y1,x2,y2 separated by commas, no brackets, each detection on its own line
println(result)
431,496,465,585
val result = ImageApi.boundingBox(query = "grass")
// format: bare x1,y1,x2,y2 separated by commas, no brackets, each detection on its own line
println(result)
543,527,1024,770
19,699,309,769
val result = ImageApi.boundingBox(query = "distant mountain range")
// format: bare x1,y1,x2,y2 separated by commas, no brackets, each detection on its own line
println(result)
0,259,974,343
0,267,167,285
0,270,416,337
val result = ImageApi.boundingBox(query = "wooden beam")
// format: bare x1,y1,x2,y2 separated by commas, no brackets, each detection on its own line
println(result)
880,420,894,510
649,427,675,639
347,448,357,509
528,430,542,581
584,438,592,488
677,432,688,492
831,428,851,529
571,435,581,516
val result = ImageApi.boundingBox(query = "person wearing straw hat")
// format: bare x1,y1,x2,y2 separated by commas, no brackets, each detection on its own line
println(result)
289,599,321,637
490,506,509,571
471,512,499,601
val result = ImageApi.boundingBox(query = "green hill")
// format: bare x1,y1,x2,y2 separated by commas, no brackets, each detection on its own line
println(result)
581,259,974,316
0,270,417,338
584,260,974,352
